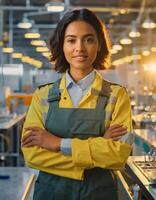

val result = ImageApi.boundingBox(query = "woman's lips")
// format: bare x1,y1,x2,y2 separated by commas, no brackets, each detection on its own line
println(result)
72,55,88,61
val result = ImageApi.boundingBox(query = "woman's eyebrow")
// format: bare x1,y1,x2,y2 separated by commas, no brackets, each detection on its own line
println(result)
65,33,95,38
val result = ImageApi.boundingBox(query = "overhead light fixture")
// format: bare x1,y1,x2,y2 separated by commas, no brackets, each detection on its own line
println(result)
120,9,127,14
12,53,23,58
142,16,156,29
0,41,3,46
120,37,132,45
17,17,33,29
151,47,156,52
42,52,51,58
129,30,141,38
31,40,46,46
21,56,30,63
36,47,49,52
112,44,123,51
24,29,40,39
129,21,141,38
110,49,118,54
131,54,142,60
129,27,141,38
45,2,64,12
142,48,150,56
2,47,14,53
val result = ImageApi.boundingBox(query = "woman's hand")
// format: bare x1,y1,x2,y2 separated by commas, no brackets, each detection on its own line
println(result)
104,124,127,141
21,126,61,152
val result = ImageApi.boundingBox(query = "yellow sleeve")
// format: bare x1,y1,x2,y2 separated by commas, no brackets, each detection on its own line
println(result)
71,87,133,169
21,88,81,178
111,87,133,145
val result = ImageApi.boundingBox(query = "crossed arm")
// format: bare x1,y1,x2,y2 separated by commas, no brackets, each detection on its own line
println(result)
21,87,133,173
21,124,127,151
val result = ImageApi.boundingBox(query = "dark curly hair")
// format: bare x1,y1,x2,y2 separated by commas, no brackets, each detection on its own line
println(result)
49,8,111,73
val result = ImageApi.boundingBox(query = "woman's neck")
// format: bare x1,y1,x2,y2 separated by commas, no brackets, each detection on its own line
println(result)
69,68,94,82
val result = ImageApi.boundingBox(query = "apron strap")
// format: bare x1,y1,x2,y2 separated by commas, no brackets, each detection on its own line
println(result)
96,80,112,110
47,78,61,107
95,80,112,134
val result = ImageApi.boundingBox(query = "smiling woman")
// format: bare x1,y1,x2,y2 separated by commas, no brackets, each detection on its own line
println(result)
21,8,133,200
49,8,111,73
63,20,99,81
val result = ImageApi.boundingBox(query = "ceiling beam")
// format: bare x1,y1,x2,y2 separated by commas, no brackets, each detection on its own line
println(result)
1,5,156,13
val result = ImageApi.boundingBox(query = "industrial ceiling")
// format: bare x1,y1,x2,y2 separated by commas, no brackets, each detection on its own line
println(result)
1,0,156,69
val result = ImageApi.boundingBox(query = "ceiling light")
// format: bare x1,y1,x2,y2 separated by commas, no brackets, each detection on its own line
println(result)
112,11,119,16
120,9,127,14
21,56,30,63
2,47,14,53
45,2,64,12
42,52,51,58
12,53,23,58
131,54,142,60
31,60,42,68
31,40,46,46
129,31,141,38
134,70,138,74
0,41,3,46
17,17,32,29
112,44,123,51
142,50,150,56
36,47,49,52
110,49,118,54
148,63,156,72
142,16,156,29
24,30,40,39
129,21,141,38
120,37,132,45
151,47,156,52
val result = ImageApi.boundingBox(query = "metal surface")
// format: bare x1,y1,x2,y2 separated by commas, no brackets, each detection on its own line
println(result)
0,113,25,166
116,171,133,200
0,113,25,130
134,160,156,185
0,167,38,200
127,156,156,200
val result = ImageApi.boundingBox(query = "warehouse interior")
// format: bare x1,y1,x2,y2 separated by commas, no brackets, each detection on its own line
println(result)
0,0,156,199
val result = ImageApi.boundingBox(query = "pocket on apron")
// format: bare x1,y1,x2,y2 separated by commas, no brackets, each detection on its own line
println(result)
70,119,102,139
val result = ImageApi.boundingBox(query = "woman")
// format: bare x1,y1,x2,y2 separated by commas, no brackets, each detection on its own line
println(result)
21,8,133,200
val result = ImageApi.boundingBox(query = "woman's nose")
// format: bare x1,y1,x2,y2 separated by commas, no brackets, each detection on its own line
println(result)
75,40,85,52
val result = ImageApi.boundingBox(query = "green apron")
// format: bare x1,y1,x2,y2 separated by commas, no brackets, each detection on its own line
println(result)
33,79,118,200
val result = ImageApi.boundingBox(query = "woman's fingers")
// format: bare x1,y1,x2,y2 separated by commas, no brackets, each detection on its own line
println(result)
104,124,127,140
110,127,127,134
22,134,40,147
112,136,122,141
24,126,41,131
108,124,124,130
111,129,127,137
22,131,36,141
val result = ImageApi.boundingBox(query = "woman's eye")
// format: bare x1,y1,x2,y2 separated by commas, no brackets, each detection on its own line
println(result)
67,39,75,43
86,37,95,43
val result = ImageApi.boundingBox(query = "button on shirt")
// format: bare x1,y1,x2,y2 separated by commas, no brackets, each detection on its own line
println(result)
60,70,95,155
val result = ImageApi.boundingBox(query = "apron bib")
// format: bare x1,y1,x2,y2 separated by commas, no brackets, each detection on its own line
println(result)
33,79,118,200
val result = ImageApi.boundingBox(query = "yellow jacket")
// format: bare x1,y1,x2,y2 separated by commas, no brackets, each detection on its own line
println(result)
21,70,133,180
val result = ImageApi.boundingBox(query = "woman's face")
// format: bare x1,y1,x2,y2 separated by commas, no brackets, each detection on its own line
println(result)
63,20,99,73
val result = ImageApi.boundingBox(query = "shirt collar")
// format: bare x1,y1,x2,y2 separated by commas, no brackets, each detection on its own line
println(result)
66,70,95,91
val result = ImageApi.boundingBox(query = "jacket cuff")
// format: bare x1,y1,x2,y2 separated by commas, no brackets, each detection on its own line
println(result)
60,139,72,155
71,138,93,168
